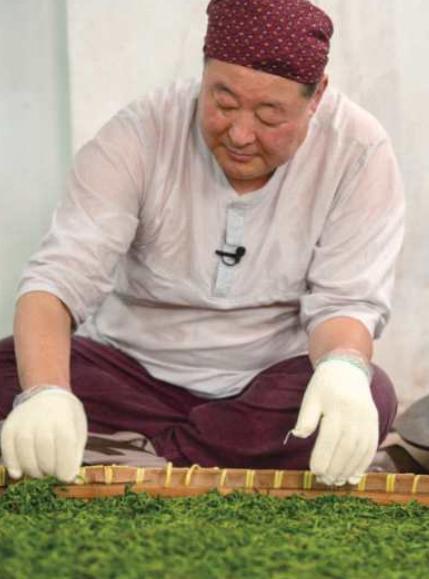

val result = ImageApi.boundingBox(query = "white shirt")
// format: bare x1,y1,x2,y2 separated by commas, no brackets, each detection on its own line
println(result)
16,80,405,398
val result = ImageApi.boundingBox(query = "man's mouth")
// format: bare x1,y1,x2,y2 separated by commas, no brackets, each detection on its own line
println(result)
225,147,257,162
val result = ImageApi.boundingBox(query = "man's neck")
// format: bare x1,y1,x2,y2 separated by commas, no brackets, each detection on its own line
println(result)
228,172,275,195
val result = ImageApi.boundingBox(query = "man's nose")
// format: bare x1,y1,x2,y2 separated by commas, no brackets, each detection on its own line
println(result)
228,114,256,148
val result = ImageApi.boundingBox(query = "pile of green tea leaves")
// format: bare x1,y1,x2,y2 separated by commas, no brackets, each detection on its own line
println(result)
1,480,429,578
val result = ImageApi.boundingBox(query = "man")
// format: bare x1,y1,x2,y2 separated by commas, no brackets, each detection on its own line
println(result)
0,0,404,485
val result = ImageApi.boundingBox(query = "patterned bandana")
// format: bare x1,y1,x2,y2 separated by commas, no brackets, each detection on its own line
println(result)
204,0,334,84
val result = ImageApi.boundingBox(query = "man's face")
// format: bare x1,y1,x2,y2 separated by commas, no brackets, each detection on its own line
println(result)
198,59,327,193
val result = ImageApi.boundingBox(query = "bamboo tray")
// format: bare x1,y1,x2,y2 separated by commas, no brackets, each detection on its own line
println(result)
1,464,429,506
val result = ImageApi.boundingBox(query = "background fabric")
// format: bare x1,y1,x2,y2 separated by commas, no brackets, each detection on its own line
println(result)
1,0,428,411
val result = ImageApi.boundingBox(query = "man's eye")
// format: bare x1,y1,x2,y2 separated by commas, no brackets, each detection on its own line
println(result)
217,101,238,111
259,119,279,127
258,117,285,128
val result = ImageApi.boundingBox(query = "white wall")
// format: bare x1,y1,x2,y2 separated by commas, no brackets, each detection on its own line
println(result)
315,0,429,408
67,0,207,151
0,0,71,336
2,0,428,410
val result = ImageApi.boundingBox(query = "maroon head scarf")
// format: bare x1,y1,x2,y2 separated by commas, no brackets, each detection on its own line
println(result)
204,0,334,84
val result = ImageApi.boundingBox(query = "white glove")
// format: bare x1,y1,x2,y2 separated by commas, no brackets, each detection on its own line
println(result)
290,357,379,486
1,386,87,482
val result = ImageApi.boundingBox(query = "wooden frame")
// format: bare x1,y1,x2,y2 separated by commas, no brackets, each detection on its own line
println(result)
1,464,428,505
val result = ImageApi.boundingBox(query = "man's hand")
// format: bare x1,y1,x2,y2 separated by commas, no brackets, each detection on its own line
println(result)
1,387,87,482
290,358,379,486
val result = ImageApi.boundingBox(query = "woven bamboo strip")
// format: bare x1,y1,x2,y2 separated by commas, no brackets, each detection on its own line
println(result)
1,465,429,505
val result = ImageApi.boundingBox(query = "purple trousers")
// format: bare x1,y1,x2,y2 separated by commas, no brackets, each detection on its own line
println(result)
0,335,398,469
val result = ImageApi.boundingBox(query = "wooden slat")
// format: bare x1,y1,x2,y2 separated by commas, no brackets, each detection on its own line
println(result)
53,484,429,506
1,465,429,506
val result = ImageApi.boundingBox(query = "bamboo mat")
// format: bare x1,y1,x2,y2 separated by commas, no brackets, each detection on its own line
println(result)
1,465,429,505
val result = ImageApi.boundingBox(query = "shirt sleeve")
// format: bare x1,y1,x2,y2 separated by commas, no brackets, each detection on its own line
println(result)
16,107,145,327
300,137,405,339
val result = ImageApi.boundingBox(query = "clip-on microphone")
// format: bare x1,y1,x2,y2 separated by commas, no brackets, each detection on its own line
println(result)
215,246,246,267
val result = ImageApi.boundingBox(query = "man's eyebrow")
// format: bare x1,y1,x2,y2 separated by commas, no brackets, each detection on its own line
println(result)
213,83,287,112
212,83,238,97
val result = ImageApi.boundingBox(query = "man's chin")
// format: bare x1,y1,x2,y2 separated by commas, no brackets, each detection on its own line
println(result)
221,166,275,192
218,156,264,180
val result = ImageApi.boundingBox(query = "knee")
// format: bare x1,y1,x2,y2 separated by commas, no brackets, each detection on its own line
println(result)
0,336,15,354
370,364,398,444
0,336,19,419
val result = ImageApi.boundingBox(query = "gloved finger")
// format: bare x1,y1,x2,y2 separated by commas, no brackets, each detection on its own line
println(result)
0,420,23,479
35,428,55,476
332,478,347,487
338,438,372,483
347,434,379,484
348,475,363,486
69,443,86,483
54,428,81,483
309,415,342,477
73,403,88,443
343,412,378,483
292,394,322,438
317,474,345,486
15,431,44,479
324,426,361,483
334,441,368,484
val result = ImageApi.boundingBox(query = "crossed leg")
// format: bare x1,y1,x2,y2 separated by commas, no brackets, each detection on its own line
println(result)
0,335,398,469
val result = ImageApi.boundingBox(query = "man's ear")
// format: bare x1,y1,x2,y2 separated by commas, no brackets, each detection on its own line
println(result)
309,75,329,115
